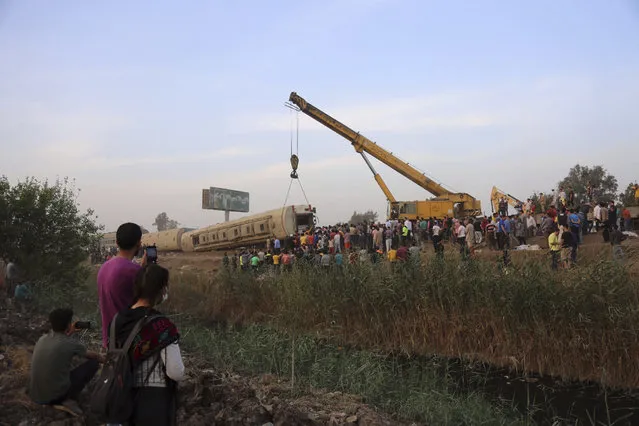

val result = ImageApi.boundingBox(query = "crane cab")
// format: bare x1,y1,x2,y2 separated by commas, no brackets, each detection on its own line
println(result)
389,200,466,220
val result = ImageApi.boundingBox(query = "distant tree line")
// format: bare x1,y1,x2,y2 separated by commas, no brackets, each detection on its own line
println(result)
153,212,179,231
529,164,638,208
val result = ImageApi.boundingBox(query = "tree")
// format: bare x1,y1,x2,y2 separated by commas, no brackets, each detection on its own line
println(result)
349,210,379,224
619,182,639,206
558,164,618,204
153,212,179,231
0,176,102,285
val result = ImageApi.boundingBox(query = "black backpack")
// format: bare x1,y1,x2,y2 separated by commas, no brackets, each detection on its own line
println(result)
90,313,159,423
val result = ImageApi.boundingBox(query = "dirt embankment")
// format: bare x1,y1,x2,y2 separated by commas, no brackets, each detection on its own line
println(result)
0,304,405,426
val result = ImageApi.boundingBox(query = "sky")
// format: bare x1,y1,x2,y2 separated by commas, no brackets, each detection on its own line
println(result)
1,0,638,231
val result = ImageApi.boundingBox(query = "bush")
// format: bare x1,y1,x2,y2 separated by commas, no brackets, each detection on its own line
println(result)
0,176,102,291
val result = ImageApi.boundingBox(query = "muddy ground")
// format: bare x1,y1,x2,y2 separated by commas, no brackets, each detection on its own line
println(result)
0,305,410,426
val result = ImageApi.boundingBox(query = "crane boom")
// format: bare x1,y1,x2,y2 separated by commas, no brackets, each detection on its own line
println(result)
490,186,523,214
289,92,449,197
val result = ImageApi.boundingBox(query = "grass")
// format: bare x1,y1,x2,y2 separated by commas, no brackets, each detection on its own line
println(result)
25,250,639,424
28,267,528,424
168,253,639,389
177,319,527,425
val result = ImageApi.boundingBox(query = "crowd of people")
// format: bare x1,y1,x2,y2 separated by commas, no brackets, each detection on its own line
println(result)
222,214,503,274
224,186,634,274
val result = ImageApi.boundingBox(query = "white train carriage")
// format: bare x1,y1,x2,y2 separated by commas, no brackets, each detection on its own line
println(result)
141,228,187,251
182,204,315,252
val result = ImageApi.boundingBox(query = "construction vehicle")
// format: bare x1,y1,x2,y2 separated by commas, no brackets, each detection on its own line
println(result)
288,92,482,220
490,186,523,215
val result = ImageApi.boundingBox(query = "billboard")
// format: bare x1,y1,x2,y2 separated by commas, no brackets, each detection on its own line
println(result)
202,187,250,213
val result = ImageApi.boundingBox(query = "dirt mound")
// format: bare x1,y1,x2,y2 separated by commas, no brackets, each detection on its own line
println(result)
0,304,406,426
178,368,398,426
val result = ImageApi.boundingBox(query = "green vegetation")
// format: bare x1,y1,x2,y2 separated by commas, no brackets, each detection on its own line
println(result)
0,176,102,287
558,164,618,202
178,321,525,425
620,182,639,207
170,255,638,389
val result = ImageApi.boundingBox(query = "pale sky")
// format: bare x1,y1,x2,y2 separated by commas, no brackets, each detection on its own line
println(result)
1,1,638,231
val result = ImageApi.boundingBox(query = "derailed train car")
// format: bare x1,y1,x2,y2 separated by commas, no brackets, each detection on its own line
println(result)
108,204,315,253
182,204,316,252
141,228,190,251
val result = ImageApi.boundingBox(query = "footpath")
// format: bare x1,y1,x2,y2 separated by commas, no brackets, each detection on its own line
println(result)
0,304,406,426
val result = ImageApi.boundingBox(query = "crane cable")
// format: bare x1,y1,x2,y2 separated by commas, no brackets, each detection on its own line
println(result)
282,109,310,207
289,108,299,179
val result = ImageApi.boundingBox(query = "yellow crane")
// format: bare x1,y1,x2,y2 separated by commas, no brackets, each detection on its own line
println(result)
288,92,482,220
490,186,523,215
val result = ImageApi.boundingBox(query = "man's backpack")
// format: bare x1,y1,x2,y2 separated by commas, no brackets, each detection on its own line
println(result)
90,313,158,423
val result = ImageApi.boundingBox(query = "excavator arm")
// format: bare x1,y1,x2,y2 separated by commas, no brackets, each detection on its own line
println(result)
491,186,523,214
289,92,449,197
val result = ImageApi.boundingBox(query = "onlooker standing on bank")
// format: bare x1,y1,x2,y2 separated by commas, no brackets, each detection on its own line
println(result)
548,226,561,270
97,223,145,348
112,264,185,426
622,207,632,231
465,218,475,256
5,261,19,299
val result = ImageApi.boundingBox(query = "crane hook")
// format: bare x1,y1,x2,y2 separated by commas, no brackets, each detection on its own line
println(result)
290,154,299,179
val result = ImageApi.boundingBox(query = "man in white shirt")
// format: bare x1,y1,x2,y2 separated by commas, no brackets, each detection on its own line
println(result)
465,219,475,256
593,203,602,231
526,215,537,237
456,222,467,256
431,223,443,257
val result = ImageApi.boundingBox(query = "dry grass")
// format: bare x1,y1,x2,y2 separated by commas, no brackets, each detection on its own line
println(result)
168,245,639,390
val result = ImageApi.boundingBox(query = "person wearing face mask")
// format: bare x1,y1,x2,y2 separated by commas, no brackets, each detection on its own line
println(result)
111,263,185,426
97,223,147,348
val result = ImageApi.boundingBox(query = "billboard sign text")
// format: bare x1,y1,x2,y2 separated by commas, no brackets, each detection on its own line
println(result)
202,187,250,213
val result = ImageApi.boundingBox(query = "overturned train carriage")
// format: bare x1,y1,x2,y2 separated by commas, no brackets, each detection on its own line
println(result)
100,205,316,253
183,204,316,252
141,228,188,251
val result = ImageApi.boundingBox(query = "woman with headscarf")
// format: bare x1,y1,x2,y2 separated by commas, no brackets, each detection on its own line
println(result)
111,264,185,426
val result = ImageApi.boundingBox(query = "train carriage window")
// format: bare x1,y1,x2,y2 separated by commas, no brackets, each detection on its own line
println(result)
234,229,239,236
260,224,265,232
246,226,251,233
222,232,227,239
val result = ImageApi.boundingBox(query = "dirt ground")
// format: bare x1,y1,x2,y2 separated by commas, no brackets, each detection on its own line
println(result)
0,304,409,426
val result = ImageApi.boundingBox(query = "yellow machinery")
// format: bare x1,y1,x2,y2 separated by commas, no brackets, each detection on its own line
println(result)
490,186,523,214
288,92,482,220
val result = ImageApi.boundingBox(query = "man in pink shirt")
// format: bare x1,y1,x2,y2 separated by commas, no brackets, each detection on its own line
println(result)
97,223,146,348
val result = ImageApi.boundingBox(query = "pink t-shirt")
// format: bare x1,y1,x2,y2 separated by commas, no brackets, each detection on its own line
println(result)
97,257,141,347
